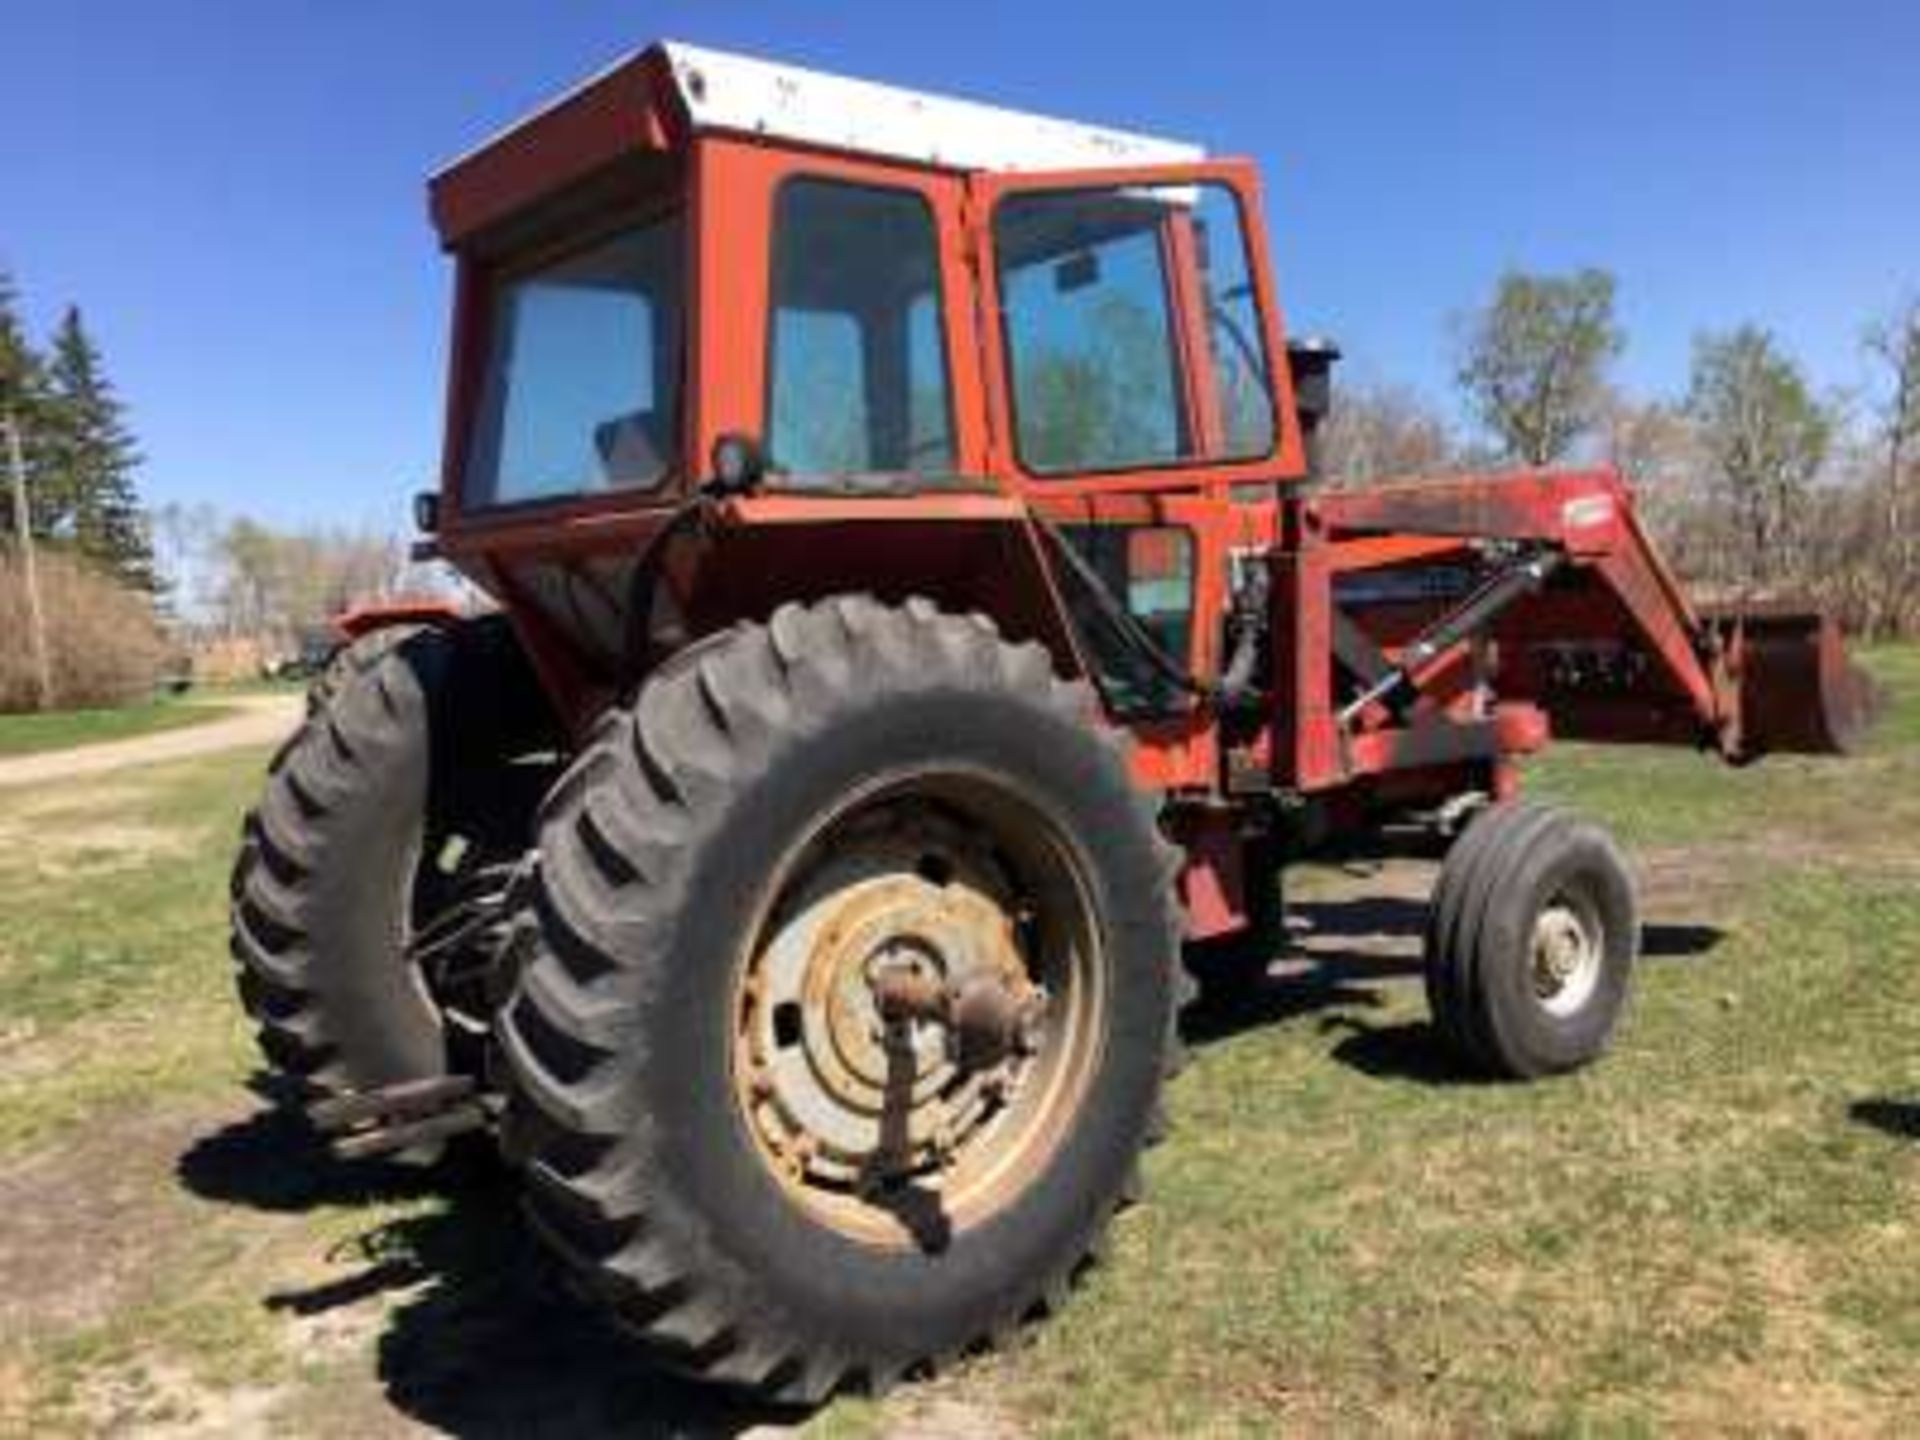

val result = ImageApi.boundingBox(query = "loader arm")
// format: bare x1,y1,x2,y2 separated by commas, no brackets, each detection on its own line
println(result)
1269,467,1878,793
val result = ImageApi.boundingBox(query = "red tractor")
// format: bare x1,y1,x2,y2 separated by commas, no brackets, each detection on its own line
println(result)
229,42,1875,1401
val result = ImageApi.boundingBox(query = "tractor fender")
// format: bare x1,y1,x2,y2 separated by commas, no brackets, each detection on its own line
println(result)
331,597,465,644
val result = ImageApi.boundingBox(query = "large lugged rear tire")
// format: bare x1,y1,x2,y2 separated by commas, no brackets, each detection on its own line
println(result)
1423,801,1639,1078
498,596,1184,1403
230,618,556,1106
302,623,409,719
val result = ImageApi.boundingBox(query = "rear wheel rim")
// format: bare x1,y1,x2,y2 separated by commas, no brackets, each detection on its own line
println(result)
731,775,1106,1249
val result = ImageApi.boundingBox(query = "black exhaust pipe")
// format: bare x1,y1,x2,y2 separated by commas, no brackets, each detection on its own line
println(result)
1286,336,1341,478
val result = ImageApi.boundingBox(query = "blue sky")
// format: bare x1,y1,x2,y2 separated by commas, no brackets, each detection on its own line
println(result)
3,1,1916,529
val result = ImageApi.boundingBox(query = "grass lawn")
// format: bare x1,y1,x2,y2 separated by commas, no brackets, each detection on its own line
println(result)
0,648,1913,1434
0,697,236,758
197,676,308,699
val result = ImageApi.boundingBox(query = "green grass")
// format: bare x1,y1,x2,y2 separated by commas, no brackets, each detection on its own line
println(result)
0,697,236,758
196,675,307,698
986,643,1920,1435
0,746,446,1435
0,752,265,1152
0,650,1915,1434
1002,867,1920,1434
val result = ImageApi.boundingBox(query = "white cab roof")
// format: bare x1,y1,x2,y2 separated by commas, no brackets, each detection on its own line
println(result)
662,41,1203,173
434,41,1205,186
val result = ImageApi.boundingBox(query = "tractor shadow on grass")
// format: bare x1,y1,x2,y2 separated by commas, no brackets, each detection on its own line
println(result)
1184,891,1726,1086
1181,893,1431,1057
1849,1098,1920,1141
176,1092,804,1438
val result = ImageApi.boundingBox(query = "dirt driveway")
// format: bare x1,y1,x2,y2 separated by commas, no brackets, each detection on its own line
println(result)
0,696,303,790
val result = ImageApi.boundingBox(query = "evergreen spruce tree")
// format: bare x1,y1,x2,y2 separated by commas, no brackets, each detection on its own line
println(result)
0,270,57,541
46,306,155,590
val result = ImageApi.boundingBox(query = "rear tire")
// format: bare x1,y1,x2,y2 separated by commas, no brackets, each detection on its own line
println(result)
499,596,1183,1402
230,619,556,1113
303,624,406,718
1423,802,1638,1078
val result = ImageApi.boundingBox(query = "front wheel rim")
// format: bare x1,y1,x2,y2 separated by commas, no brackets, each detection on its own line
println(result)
731,776,1106,1249
1530,891,1605,1018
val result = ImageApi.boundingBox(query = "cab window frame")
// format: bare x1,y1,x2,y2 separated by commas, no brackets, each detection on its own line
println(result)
458,198,689,515
760,173,959,484
1057,520,1200,717
989,180,1283,484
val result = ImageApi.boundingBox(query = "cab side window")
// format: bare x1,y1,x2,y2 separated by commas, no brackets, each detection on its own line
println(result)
995,191,1188,473
1058,524,1197,715
994,182,1277,476
767,179,954,477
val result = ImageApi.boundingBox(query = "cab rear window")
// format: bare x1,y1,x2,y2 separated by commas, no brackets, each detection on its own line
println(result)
765,179,954,478
464,214,684,507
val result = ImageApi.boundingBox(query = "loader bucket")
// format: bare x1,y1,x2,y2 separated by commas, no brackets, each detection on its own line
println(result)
1710,609,1883,760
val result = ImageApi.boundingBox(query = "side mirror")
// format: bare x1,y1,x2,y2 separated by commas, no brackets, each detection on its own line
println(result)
709,432,767,496
413,490,441,533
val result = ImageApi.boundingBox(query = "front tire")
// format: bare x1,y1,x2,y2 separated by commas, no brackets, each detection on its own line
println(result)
499,597,1183,1402
1423,801,1638,1078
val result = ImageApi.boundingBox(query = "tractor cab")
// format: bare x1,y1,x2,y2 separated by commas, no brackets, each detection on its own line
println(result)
430,42,1302,501
427,43,1311,746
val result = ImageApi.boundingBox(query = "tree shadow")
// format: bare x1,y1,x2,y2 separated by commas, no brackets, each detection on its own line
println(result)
1294,895,1724,966
1292,893,1429,951
176,1090,803,1438
1181,971,1386,1047
1849,1098,1920,1141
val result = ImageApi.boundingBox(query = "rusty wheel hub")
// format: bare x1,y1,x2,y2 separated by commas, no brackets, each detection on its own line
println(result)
1530,895,1603,1018
733,798,1100,1246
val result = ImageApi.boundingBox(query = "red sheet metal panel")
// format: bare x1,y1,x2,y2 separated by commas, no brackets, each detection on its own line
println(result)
429,50,681,248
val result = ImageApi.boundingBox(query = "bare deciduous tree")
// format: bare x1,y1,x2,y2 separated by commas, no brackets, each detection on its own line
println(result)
1686,326,1832,589
1457,268,1623,466
1598,392,1702,553
149,500,223,617
1864,297,1920,615
1318,379,1458,486
188,519,413,641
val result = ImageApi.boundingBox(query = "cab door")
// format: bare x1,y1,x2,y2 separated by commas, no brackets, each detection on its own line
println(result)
964,162,1303,784
964,159,1304,498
